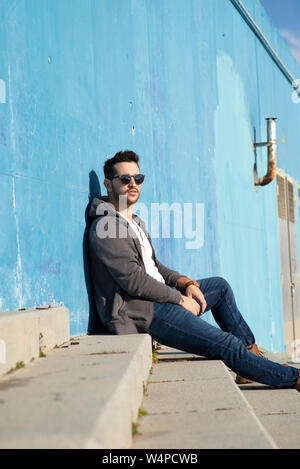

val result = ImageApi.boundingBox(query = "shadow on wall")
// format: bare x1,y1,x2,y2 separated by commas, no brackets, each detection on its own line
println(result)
83,170,109,335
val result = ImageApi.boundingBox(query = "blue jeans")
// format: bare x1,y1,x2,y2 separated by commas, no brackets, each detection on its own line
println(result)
149,276,299,389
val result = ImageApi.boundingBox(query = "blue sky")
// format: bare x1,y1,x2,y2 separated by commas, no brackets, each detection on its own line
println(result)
260,0,300,64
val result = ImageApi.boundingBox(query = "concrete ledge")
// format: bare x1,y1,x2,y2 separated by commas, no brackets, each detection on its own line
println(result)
0,306,70,375
84,334,153,449
0,334,153,449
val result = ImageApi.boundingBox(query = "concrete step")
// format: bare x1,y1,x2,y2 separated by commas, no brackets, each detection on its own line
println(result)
132,346,277,449
2,331,292,450
0,306,70,375
0,334,152,449
234,377,300,449
229,350,300,450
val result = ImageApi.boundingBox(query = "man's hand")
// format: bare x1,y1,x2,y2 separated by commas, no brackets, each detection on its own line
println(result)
179,295,201,316
185,285,207,315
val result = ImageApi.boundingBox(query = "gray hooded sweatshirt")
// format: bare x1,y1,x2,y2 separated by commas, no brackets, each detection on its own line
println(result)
88,196,182,334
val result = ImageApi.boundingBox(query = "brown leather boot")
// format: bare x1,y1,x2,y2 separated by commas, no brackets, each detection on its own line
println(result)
235,344,289,385
235,344,269,384
247,344,267,357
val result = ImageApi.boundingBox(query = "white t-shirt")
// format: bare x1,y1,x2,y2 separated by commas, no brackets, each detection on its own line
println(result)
119,214,165,284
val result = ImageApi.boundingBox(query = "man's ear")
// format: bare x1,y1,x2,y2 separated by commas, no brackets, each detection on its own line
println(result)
104,178,112,193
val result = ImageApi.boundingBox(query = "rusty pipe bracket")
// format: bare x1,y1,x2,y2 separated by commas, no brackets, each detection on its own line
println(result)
253,118,277,187
253,142,271,148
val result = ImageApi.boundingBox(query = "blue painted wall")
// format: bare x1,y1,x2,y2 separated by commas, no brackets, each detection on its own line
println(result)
1,0,300,350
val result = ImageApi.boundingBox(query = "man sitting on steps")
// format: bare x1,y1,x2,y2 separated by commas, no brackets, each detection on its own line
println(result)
88,150,300,392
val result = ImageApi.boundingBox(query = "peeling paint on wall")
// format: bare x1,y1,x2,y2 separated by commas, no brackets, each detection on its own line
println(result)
39,259,61,276
12,176,23,309
7,66,16,157
0,80,6,104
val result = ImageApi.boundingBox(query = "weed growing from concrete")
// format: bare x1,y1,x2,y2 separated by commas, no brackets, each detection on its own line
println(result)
132,422,140,436
138,408,148,416
152,351,159,364
15,361,25,369
7,361,25,374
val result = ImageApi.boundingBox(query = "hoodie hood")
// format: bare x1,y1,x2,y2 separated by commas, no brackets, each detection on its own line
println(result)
88,196,152,265
88,196,117,219
88,196,143,227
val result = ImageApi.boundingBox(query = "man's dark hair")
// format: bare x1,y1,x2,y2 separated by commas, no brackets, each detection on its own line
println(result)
104,150,140,179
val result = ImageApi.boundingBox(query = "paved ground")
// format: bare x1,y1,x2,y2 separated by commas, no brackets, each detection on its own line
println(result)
232,348,300,449
132,345,284,449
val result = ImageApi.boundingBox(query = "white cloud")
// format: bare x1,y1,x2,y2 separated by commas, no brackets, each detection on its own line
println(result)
279,28,300,64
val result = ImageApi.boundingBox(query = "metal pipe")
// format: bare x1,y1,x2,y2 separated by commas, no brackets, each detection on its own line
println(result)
253,118,277,186
230,0,300,96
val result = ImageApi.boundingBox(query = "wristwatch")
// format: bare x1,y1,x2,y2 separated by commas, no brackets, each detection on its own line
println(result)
185,280,200,289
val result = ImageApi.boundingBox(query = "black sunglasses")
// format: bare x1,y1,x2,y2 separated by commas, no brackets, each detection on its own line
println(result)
111,174,145,185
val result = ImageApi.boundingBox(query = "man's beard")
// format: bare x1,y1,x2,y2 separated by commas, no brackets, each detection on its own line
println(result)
111,187,140,209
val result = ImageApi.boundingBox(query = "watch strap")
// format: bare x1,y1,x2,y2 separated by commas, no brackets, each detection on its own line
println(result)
185,280,200,289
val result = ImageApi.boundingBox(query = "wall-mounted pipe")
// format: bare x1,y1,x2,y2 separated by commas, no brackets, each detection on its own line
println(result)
253,118,277,187
230,0,300,97
229,0,300,97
